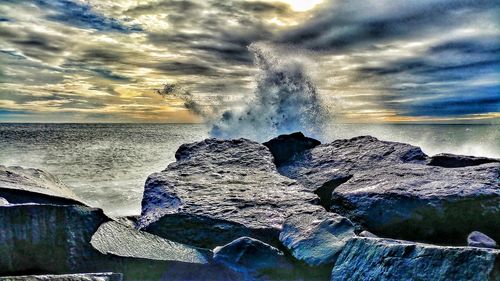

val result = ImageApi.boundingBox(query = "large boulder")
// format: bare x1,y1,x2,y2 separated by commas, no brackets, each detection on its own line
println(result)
138,138,322,248
428,153,499,168
331,163,500,244
213,237,295,280
277,136,428,206
0,203,109,275
331,237,500,281
0,273,123,281
263,132,321,166
279,212,355,266
0,165,85,205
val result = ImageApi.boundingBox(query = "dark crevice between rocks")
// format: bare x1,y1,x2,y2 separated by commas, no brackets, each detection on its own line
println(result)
314,175,353,209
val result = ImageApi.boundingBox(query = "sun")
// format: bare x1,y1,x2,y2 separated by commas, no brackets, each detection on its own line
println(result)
279,0,324,12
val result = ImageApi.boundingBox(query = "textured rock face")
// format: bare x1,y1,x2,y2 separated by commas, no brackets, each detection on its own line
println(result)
0,165,85,205
91,221,211,263
213,237,294,280
331,163,500,244
468,231,497,249
428,153,499,168
263,132,321,166
0,203,109,275
279,212,355,266
138,138,322,248
0,273,123,281
278,136,428,205
331,237,500,281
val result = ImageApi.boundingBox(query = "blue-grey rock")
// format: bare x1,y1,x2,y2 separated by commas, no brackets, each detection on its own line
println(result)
468,231,497,249
138,138,322,249
0,273,123,281
278,136,428,206
428,153,499,168
359,230,378,238
263,132,321,166
331,237,500,281
331,163,500,244
213,237,294,280
0,165,86,206
279,212,355,266
0,197,8,205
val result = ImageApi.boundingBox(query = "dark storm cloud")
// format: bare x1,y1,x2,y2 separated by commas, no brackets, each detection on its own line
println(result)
154,61,218,76
34,0,142,32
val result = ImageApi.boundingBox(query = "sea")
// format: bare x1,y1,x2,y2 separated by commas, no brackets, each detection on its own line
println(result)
1,123,498,217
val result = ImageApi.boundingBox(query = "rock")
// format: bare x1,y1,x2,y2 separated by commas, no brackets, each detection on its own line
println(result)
428,153,499,168
0,203,109,275
468,231,497,249
331,163,500,244
278,136,428,206
358,230,378,238
0,197,8,205
91,221,212,263
263,132,321,166
279,212,355,266
138,138,322,248
0,165,85,205
0,273,123,281
331,237,500,281
213,237,294,280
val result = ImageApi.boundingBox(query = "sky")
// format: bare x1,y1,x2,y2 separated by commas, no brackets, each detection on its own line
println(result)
0,0,499,123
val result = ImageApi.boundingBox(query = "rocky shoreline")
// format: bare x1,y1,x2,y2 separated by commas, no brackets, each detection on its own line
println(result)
0,133,498,281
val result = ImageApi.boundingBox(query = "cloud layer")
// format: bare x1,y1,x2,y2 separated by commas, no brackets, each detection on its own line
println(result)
0,0,498,123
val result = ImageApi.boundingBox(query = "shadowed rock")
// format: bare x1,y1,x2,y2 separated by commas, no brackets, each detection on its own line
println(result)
428,153,500,168
279,212,355,266
213,237,295,280
468,231,497,249
278,136,428,198
331,163,500,244
263,132,321,166
0,165,85,206
138,138,322,249
0,273,123,281
331,237,500,281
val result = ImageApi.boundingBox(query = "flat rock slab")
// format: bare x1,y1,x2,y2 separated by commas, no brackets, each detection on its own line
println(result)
0,165,85,205
332,237,500,281
279,212,355,266
428,153,499,168
0,273,123,281
91,221,211,263
138,138,322,248
331,163,500,244
278,136,428,204
0,203,109,275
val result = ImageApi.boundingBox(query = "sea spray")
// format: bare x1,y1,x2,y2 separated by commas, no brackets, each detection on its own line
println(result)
210,42,329,141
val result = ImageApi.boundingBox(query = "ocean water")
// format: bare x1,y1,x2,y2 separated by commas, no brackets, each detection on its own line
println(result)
0,123,498,216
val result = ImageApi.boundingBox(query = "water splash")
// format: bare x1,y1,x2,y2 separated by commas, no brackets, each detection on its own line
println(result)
210,42,329,141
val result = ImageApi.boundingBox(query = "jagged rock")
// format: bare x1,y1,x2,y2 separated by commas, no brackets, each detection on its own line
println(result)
213,237,294,280
91,221,212,263
0,197,8,205
0,273,123,281
138,138,322,248
331,163,500,244
278,136,428,206
263,132,321,166
468,231,497,249
279,212,355,266
0,165,85,205
358,230,378,238
0,203,109,275
428,153,499,168
331,237,500,281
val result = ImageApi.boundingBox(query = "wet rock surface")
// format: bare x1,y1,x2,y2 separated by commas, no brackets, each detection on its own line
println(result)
0,165,85,205
0,273,123,281
138,138,322,248
279,212,355,266
332,237,500,281
331,163,500,244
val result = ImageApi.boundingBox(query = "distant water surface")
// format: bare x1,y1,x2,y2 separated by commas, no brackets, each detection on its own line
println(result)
0,123,498,216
